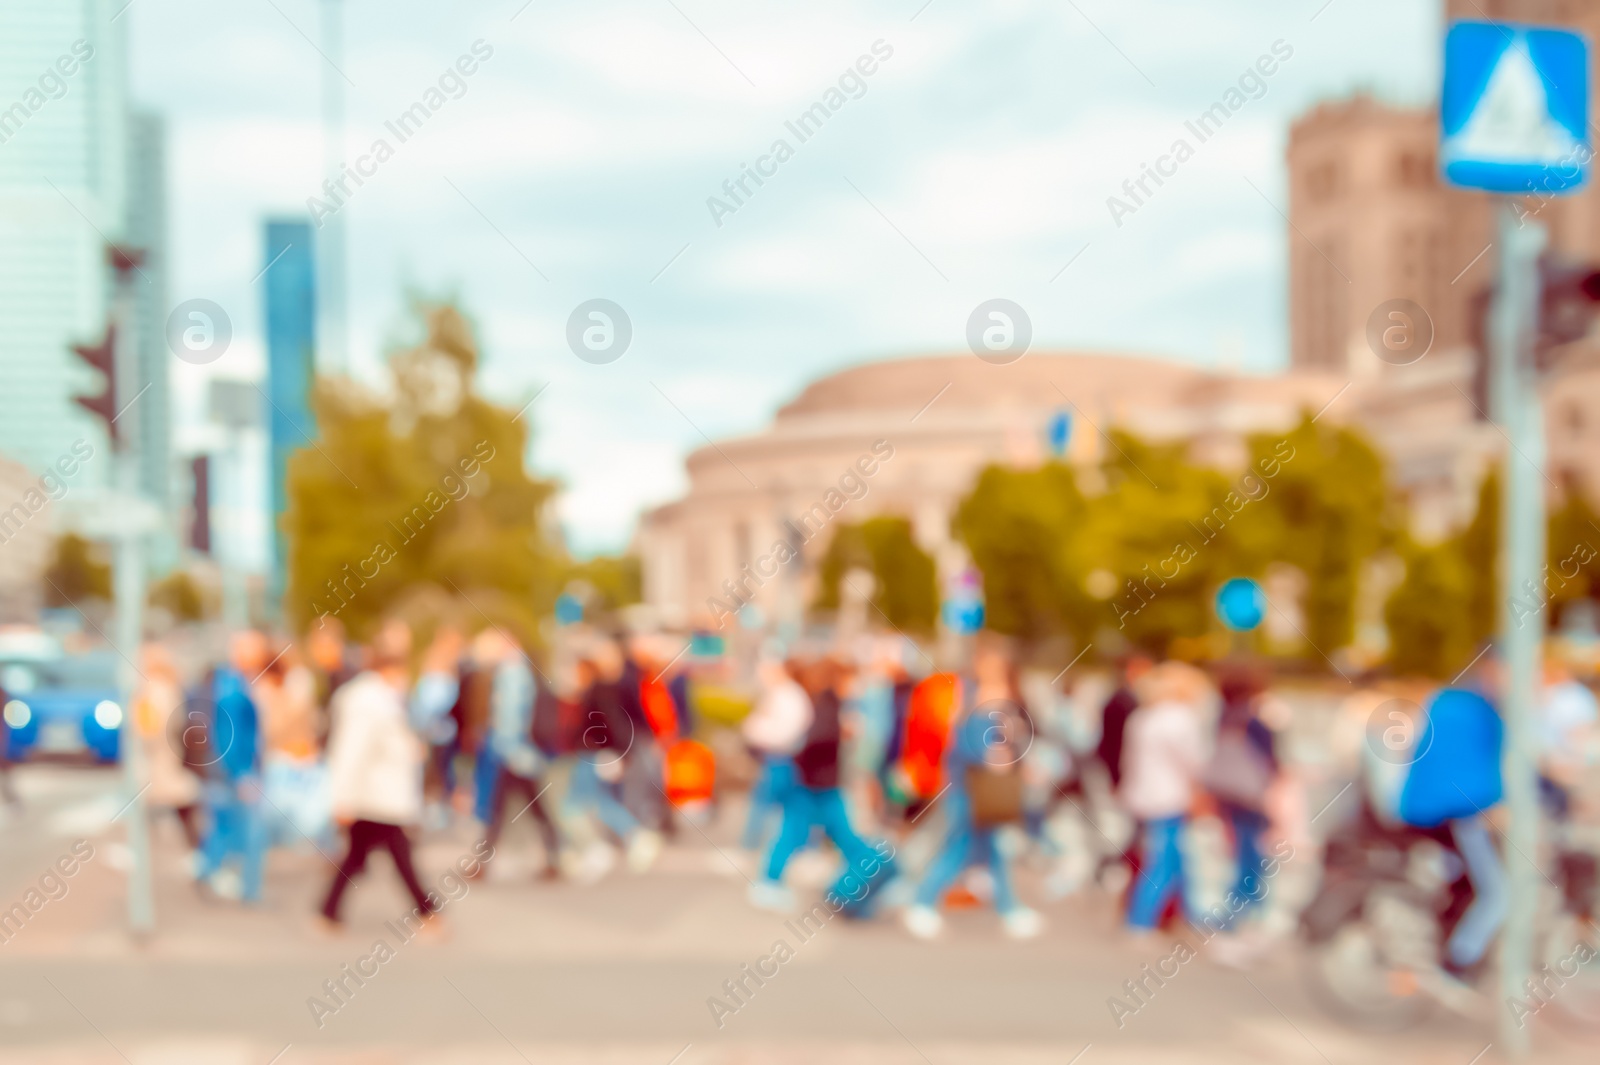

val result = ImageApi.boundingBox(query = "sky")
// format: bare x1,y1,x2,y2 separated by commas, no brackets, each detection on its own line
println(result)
127,0,1442,559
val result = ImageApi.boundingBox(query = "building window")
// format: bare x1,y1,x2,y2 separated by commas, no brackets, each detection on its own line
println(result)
1397,151,1434,188
1307,160,1338,203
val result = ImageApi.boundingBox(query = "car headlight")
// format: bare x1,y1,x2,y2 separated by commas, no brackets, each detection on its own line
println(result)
93,700,123,730
3,700,29,729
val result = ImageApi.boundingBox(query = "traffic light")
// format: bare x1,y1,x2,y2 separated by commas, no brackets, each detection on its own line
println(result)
1466,256,1600,420
1535,257,1600,367
71,325,119,447
189,455,211,554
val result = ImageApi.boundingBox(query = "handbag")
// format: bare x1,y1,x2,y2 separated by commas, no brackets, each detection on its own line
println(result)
966,763,1024,827
1201,728,1272,809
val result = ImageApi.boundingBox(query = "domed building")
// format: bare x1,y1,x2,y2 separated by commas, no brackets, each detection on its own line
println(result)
636,351,1349,629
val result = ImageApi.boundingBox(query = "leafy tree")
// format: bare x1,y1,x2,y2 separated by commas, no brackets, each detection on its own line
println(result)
282,300,563,644
148,570,212,622
1385,536,1476,679
1248,414,1395,656
1077,431,1246,654
1459,466,1499,645
43,534,111,606
813,516,938,633
1545,485,1600,626
566,554,642,614
951,462,1092,644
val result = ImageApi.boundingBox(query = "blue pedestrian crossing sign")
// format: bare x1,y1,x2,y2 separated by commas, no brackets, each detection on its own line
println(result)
1441,21,1590,194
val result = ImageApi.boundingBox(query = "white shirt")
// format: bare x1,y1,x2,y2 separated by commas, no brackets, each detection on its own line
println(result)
326,672,425,825
1119,699,1207,819
742,679,813,756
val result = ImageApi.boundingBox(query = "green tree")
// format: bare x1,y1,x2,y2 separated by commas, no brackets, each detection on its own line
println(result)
1544,485,1600,626
952,462,1093,644
43,533,111,606
148,570,213,622
1385,536,1476,679
813,516,938,633
565,554,642,614
1460,466,1499,645
1248,414,1395,656
283,300,563,643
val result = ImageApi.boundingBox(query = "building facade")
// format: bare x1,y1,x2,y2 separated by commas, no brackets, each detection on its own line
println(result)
0,1,128,488
637,354,1347,628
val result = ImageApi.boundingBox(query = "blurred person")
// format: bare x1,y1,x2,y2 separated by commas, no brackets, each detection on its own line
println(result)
1539,654,1598,821
1200,666,1279,926
1094,652,1153,792
1396,666,1506,980
253,640,329,848
568,641,661,874
902,636,1042,940
473,626,561,879
307,616,359,717
750,656,888,914
461,629,503,825
738,649,810,853
1120,661,1210,935
132,642,202,851
618,636,670,836
319,618,440,931
196,630,268,903
410,626,465,829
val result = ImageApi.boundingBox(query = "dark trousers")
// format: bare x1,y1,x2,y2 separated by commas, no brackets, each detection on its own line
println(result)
320,819,434,922
484,769,560,868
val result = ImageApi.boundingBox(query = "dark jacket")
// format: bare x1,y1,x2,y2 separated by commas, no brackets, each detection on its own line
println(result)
794,688,844,790
580,680,634,754
1095,685,1137,787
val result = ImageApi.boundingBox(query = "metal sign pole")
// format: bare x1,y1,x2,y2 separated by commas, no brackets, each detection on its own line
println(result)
1491,199,1545,1058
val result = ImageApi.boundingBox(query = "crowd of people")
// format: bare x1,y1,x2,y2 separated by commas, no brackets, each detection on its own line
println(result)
122,615,1598,978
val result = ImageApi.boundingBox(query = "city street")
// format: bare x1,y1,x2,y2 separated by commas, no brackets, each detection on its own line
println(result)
0,764,1588,1065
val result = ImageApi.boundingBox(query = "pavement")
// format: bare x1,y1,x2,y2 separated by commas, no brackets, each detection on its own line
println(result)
0,763,1593,1065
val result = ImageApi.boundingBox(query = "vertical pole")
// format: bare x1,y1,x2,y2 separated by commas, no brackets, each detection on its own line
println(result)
1492,199,1545,1058
110,255,154,936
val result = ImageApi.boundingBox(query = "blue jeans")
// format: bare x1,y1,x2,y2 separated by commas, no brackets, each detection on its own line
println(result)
199,780,265,903
740,756,795,850
1127,814,1187,929
1224,804,1269,918
568,755,640,841
763,785,876,883
912,793,1019,915
1447,815,1508,969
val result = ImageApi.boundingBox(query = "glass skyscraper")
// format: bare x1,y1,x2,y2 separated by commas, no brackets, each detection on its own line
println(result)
262,220,316,600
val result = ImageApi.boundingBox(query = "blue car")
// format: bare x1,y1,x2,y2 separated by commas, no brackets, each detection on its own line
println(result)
1,653,123,764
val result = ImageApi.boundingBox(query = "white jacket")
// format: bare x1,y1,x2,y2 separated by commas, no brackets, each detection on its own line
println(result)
742,679,812,756
1119,699,1207,820
326,671,425,825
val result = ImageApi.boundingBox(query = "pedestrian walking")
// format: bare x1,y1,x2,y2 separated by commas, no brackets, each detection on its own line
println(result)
319,620,440,931
902,636,1041,939
1120,661,1210,935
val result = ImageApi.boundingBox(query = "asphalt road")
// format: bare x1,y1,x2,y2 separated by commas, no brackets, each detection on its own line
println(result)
0,763,1589,1064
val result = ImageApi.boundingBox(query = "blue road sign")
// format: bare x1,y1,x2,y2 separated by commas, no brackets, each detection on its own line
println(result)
554,593,583,626
1215,577,1265,632
1047,410,1072,457
1442,21,1590,194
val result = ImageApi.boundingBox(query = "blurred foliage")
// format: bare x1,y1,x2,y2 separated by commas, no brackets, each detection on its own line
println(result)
148,570,213,622
1546,485,1600,624
282,299,564,645
813,516,938,633
949,414,1398,661
1247,415,1396,655
952,461,1095,645
43,533,111,606
566,554,643,613
1385,535,1476,679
